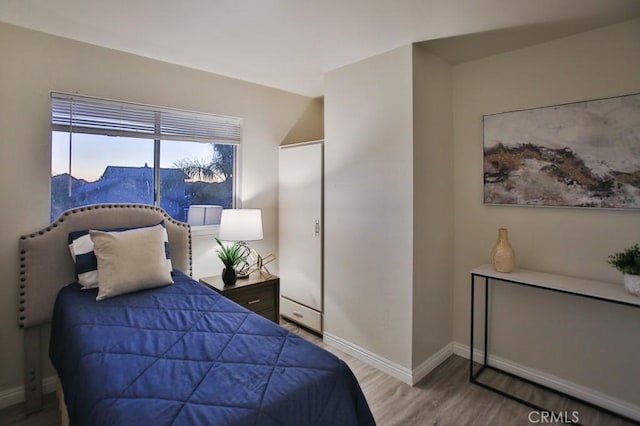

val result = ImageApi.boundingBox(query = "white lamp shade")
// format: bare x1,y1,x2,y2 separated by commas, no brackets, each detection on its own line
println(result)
219,209,263,241
187,205,223,226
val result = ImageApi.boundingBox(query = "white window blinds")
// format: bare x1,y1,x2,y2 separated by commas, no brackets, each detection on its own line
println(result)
51,93,242,144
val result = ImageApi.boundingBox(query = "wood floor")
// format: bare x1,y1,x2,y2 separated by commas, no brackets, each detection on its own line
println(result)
2,319,636,426
282,321,637,426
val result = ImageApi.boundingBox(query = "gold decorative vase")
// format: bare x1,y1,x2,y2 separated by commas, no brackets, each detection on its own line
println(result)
491,228,515,273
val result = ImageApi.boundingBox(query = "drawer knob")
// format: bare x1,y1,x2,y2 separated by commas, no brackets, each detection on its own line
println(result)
248,299,261,305
292,312,303,318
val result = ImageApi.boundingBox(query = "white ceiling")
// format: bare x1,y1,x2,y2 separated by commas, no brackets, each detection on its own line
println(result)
1,0,639,97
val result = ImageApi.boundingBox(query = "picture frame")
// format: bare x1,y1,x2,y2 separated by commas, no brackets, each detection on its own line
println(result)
483,93,640,209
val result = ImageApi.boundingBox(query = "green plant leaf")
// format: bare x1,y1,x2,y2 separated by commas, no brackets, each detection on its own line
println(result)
607,243,640,275
215,238,244,267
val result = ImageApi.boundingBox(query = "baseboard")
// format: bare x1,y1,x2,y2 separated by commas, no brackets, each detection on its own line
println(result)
323,332,452,385
452,342,640,422
323,332,413,384
411,343,454,385
0,376,57,410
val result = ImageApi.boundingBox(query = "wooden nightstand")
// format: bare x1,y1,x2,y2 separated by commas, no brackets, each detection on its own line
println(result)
199,273,280,323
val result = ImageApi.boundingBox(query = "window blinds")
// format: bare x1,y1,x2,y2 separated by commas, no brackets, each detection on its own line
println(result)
51,93,242,144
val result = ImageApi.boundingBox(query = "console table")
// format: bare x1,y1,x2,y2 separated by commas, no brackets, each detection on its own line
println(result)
470,264,640,423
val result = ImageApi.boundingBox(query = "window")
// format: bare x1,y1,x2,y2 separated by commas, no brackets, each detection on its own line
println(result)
50,93,241,224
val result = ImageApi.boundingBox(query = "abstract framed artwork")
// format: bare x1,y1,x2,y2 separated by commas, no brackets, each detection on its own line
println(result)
483,93,640,209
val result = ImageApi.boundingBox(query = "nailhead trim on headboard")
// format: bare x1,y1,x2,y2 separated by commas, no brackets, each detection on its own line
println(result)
18,203,193,328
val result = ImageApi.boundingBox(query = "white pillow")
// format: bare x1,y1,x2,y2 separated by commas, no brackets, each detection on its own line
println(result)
68,222,172,289
90,225,174,301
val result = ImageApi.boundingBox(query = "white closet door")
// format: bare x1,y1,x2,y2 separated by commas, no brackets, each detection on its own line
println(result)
279,142,322,311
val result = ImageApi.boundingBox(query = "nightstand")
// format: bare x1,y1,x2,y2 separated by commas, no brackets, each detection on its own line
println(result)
199,273,280,323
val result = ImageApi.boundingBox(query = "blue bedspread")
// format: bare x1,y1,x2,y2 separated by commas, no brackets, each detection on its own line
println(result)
49,271,375,425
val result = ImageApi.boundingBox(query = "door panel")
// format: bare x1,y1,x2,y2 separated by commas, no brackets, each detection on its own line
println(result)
278,143,322,311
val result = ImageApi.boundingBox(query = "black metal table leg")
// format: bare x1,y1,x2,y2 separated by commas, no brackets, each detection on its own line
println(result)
469,273,475,381
484,276,489,366
468,270,638,424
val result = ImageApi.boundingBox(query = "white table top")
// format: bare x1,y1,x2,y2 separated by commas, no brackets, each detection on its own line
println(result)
472,264,640,307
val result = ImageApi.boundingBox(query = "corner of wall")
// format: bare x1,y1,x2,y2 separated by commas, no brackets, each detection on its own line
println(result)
281,97,324,145
410,45,455,368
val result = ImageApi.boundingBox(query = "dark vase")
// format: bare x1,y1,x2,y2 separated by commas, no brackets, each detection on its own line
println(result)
222,267,237,286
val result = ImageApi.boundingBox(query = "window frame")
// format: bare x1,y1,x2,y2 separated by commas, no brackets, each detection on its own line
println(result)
50,92,242,228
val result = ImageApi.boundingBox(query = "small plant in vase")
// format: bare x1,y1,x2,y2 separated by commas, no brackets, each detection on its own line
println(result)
216,238,243,286
607,243,640,296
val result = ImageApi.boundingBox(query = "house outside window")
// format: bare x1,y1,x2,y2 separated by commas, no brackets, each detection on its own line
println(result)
50,93,241,225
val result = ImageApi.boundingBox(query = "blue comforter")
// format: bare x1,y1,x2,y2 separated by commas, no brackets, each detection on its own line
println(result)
49,271,375,425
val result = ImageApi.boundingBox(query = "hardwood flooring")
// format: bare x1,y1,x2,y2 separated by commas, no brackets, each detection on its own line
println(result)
2,319,636,425
0,392,60,426
281,321,636,426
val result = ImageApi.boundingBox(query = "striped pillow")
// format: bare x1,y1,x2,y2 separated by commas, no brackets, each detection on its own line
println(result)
68,222,172,289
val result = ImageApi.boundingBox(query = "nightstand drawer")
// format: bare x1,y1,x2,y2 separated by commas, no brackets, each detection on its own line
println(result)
257,309,277,322
227,285,275,313
198,273,280,323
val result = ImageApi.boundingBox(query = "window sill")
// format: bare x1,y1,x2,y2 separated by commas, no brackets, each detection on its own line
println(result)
190,225,220,238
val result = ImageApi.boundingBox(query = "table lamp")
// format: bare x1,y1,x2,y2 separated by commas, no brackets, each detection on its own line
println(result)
218,209,275,277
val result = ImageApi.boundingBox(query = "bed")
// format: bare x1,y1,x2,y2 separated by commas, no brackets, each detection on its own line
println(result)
19,204,374,425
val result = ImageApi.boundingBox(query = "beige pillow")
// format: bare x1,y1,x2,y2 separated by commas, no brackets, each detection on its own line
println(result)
90,225,174,301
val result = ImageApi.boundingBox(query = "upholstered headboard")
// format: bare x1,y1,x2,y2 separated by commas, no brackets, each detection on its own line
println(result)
18,204,192,329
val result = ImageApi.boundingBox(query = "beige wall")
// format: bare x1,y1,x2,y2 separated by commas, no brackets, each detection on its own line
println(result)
0,22,316,396
324,17,640,404
324,46,414,368
452,18,640,403
281,97,324,145
411,45,454,367
324,44,456,373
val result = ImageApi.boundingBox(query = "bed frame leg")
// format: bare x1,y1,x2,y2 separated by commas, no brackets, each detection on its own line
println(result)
24,327,43,414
